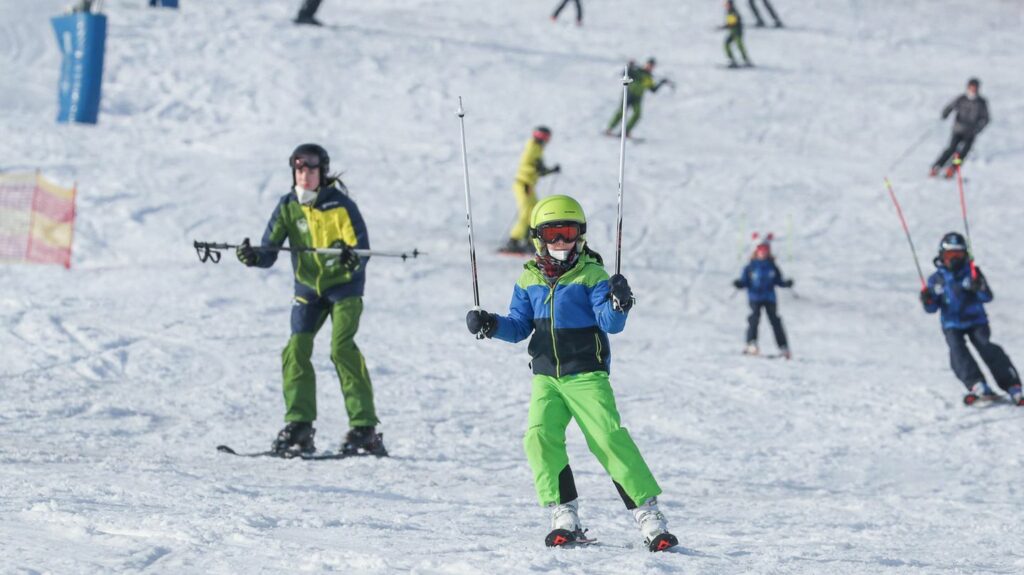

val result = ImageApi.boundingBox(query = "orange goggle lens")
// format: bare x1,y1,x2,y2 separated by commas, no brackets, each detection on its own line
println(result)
536,223,580,244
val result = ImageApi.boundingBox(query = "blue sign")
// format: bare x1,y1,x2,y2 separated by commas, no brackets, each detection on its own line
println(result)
149,0,179,7
51,13,107,124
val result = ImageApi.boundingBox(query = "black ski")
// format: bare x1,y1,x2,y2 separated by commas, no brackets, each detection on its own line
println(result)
545,528,597,548
216,445,385,460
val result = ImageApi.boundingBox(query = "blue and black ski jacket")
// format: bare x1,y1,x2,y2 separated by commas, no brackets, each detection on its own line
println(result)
923,263,991,330
736,259,787,303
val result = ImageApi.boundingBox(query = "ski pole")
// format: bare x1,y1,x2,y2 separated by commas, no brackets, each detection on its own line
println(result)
614,65,633,276
952,154,977,280
193,241,423,264
883,177,927,290
887,121,940,173
456,97,484,335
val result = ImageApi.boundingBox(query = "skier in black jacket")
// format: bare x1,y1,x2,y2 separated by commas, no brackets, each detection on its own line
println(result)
931,78,989,178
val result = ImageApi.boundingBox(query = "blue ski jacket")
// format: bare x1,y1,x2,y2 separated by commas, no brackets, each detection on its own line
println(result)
736,259,788,303
492,252,627,378
923,263,991,330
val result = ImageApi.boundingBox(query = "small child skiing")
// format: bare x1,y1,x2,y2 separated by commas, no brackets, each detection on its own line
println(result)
502,127,561,255
733,234,793,358
467,195,679,551
723,0,753,68
920,232,1023,405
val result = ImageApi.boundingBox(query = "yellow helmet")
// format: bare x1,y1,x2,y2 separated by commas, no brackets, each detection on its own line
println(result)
529,195,587,255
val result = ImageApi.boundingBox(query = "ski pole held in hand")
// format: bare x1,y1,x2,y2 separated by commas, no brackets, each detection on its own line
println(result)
614,65,633,276
456,97,487,339
193,241,423,263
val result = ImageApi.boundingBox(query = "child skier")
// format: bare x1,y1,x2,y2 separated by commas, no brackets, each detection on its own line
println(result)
930,78,989,179
733,235,793,358
467,195,679,552
502,127,561,255
920,232,1023,405
723,1,753,68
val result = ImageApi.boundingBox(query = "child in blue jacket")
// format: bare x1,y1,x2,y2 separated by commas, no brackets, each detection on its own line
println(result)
920,232,1023,405
733,236,793,358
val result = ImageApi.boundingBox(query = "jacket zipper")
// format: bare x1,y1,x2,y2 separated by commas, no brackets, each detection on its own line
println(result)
548,282,560,378
594,333,603,365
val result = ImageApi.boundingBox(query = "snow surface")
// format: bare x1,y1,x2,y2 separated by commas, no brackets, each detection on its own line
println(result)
2,0,1024,572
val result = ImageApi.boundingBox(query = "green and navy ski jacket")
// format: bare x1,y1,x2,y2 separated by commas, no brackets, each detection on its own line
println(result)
493,252,627,377
253,184,369,300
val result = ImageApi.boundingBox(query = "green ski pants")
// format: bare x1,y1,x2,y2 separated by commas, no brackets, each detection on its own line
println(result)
725,30,750,64
281,296,378,426
607,98,643,135
523,371,661,507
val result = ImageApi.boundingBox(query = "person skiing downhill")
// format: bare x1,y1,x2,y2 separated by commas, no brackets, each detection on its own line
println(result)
502,127,561,255
467,195,679,552
604,58,673,138
748,0,783,28
723,1,753,68
236,143,388,456
920,232,1023,406
733,235,793,358
930,78,989,179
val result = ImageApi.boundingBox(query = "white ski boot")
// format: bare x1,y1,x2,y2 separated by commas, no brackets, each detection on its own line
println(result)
743,342,759,356
633,498,678,552
545,500,591,547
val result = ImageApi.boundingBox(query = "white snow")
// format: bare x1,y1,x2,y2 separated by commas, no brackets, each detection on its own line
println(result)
2,0,1024,572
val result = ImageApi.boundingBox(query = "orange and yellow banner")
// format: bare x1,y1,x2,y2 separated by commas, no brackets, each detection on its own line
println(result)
0,172,76,269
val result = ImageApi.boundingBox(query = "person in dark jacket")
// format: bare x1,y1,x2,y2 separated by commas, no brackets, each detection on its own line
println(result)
604,58,674,138
295,0,323,26
723,1,753,68
551,0,582,25
236,143,389,456
733,235,793,358
748,0,783,27
920,232,1023,405
930,78,989,178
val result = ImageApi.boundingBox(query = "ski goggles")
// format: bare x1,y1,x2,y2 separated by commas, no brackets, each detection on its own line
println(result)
291,155,321,170
941,249,966,266
535,222,582,244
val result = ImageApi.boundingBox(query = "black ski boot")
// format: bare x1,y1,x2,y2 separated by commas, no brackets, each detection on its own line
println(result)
341,426,388,456
271,422,316,457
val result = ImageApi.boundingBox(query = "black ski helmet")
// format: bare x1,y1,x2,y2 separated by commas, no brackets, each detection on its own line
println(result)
289,143,330,187
938,231,968,269
967,77,980,90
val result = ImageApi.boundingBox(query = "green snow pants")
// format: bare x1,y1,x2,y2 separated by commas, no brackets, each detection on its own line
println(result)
607,97,643,135
725,30,750,64
523,371,661,508
281,296,378,426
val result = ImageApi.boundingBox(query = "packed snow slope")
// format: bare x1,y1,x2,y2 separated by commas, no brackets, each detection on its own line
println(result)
2,0,1023,573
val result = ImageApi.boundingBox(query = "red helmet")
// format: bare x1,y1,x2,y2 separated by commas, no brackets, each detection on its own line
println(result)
532,126,552,143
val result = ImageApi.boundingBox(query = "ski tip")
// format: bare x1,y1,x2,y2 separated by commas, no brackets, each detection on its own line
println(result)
216,445,238,454
545,529,576,548
648,532,679,552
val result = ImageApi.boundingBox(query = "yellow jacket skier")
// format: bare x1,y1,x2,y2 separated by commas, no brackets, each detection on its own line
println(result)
503,127,561,254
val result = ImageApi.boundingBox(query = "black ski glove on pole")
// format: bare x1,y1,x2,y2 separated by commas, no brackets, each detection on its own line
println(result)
919,288,934,306
236,238,259,267
466,310,497,338
331,241,360,272
732,279,744,289
608,274,635,312
781,279,794,288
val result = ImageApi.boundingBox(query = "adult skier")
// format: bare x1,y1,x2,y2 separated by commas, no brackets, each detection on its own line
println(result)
919,232,1023,405
733,235,793,358
604,58,674,138
748,0,783,28
551,0,582,25
502,127,561,255
723,1,753,68
930,78,989,178
467,195,679,552
236,143,388,456
295,0,323,26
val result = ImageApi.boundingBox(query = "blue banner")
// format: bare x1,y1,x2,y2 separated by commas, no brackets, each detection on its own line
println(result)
51,13,107,124
149,0,179,7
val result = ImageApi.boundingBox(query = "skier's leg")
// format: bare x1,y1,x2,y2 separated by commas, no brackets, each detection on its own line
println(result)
524,375,576,505
509,182,536,244
607,100,625,132
552,0,570,18
574,0,582,22
560,372,661,508
943,328,985,390
765,302,789,348
737,35,751,64
329,296,379,427
297,0,322,19
955,135,976,162
762,0,783,25
282,296,331,422
746,301,762,345
725,35,737,65
933,134,961,169
625,100,643,136
748,0,766,26
968,325,1022,392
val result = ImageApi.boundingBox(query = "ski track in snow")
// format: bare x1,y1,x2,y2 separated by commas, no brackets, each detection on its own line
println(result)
2,0,1024,573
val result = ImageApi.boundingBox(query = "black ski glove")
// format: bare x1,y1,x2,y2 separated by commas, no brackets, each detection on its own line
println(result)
732,279,744,289
547,164,562,175
781,279,794,288
466,309,498,338
920,288,934,306
608,274,635,312
330,240,360,272
236,238,259,267
966,267,988,292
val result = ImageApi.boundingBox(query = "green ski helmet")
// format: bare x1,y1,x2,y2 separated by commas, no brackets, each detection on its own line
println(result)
529,194,587,255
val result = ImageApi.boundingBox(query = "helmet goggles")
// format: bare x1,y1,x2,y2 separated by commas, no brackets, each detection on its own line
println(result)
536,221,581,244
292,154,321,170
941,248,966,267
